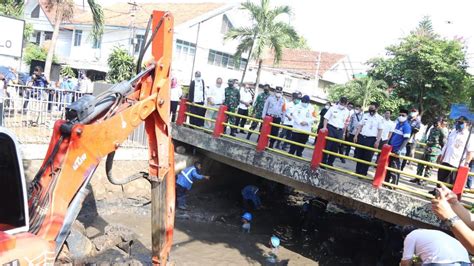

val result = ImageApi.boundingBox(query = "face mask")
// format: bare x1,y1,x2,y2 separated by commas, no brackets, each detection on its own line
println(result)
410,112,418,117
369,108,376,115
302,102,309,108
325,105,330,109
264,89,269,94
338,105,345,110
275,93,282,98
398,116,407,122
455,122,465,131
355,110,360,114
294,99,301,104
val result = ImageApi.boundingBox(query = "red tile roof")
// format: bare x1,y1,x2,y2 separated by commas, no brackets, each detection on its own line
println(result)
39,0,88,25
261,48,346,78
70,2,226,28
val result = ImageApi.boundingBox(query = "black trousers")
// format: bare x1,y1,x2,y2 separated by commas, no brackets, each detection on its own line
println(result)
268,117,281,148
234,108,249,130
438,162,456,185
276,125,292,149
289,132,309,157
322,124,344,166
170,101,179,122
355,135,376,176
401,142,415,170
189,102,206,127
247,121,261,140
385,156,401,185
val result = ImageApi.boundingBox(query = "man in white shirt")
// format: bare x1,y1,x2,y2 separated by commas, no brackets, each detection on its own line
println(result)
188,71,206,126
289,95,314,157
234,83,253,133
204,77,224,129
353,102,383,176
276,92,301,151
401,229,470,266
322,96,350,166
437,116,474,185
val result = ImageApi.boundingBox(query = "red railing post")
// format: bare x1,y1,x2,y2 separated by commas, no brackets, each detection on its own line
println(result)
256,116,273,152
176,98,188,125
213,105,228,138
453,166,469,199
372,144,393,188
311,129,328,169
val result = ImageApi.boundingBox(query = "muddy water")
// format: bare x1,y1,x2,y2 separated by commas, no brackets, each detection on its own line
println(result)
78,171,403,265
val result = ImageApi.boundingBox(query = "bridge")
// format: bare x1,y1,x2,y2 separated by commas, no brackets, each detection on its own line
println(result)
171,99,474,228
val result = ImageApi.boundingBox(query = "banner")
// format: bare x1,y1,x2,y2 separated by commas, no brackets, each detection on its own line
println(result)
0,15,25,58
450,104,474,121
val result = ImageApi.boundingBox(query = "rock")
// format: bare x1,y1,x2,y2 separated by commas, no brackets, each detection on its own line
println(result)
85,226,101,238
175,145,186,154
67,226,94,260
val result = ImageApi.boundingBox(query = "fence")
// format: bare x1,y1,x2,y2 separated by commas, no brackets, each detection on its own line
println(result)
0,85,148,148
176,99,474,203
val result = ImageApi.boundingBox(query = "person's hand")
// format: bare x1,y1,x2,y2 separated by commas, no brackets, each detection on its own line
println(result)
436,155,443,164
353,135,358,144
374,140,380,148
431,187,457,220
438,184,459,205
301,121,308,126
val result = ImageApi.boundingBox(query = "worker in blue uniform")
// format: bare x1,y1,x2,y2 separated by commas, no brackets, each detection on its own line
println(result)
176,161,210,210
241,185,262,210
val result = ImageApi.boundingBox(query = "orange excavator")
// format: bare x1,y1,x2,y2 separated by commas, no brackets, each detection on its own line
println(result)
0,11,175,265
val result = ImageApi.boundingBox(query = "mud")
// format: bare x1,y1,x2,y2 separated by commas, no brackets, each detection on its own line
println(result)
73,168,404,266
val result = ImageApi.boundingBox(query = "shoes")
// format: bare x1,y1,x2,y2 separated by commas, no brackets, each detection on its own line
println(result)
409,179,419,183
230,129,237,137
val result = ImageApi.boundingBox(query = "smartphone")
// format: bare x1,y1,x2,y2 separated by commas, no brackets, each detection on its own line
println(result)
434,189,441,198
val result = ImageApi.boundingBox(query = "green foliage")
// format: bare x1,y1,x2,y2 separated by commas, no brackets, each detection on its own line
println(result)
0,0,24,17
87,0,104,44
23,43,57,64
281,35,310,50
328,77,406,115
368,17,473,123
60,65,75,78
107,46,136,83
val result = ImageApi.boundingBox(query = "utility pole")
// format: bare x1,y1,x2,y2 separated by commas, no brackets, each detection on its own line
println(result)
315,50,322,90
128,1,138,55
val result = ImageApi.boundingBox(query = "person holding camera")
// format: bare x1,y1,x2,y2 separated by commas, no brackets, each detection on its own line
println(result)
23,66,49,112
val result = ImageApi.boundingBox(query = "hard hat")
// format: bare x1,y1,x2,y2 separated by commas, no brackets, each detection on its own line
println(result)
270,236,280,247
242,212,252,221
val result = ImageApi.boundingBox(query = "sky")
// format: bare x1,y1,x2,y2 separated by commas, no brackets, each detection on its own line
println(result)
92,0,474,72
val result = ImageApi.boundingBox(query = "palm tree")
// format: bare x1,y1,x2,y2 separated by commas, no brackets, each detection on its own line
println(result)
43,0,104,79
225,0,298,89
353,77,388,109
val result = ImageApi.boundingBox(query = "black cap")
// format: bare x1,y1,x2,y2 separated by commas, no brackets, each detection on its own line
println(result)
275,86,283,92
302,95,310,103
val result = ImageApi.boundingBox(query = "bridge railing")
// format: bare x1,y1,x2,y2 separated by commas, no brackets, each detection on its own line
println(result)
176,99,474,201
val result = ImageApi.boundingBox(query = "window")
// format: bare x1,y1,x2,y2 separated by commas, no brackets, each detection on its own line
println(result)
92,36,102,49
44,31,53,41
175,39,196,61
31,5,40,18
134,34,145,54
220,15,233,34
74,30,82,46
208,49,247,70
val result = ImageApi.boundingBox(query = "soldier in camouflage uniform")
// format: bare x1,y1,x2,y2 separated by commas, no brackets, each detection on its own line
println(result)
412,118,448,185
246,84,271,140
224,79,240,136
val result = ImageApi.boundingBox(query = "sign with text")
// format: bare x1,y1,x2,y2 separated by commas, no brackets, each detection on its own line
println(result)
0,15,25,58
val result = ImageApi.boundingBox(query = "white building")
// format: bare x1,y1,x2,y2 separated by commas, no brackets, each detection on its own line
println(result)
24,1,249,84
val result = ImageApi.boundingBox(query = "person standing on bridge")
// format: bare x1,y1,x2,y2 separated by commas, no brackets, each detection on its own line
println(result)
224,79,240,136
176,161,210,210
234,83,253,133
188,71,206,127
400,108,422,170
344,104,362,157
385,109,411,185
289,95,314,157
204,77,225,129
170,77,182,123
276,92,301,151
262,86,285,148
247,84,271,140
321,96,350,166
353,102,383,176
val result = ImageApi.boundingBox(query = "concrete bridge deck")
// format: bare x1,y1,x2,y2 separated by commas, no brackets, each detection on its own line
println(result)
171,124,473,228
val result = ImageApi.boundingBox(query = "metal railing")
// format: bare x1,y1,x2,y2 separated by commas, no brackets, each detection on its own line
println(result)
174,98,474,201
0,85,148,149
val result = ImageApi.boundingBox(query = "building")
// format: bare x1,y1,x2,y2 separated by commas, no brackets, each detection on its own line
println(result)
246,48,357,104
24,1,249,85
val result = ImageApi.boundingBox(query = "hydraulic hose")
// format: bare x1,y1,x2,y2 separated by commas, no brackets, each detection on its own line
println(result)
105,151,148,185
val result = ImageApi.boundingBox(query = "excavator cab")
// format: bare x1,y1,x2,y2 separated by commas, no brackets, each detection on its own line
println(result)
0,127,29,234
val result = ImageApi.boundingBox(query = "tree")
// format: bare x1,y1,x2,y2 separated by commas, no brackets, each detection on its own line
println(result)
23,43,57,65
225,0,298,88
107,46,136,83
368,17,473,123
328,77,405,114
281,35,310,50
0,0,34,39
60,65,75,78
43,0,104,80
